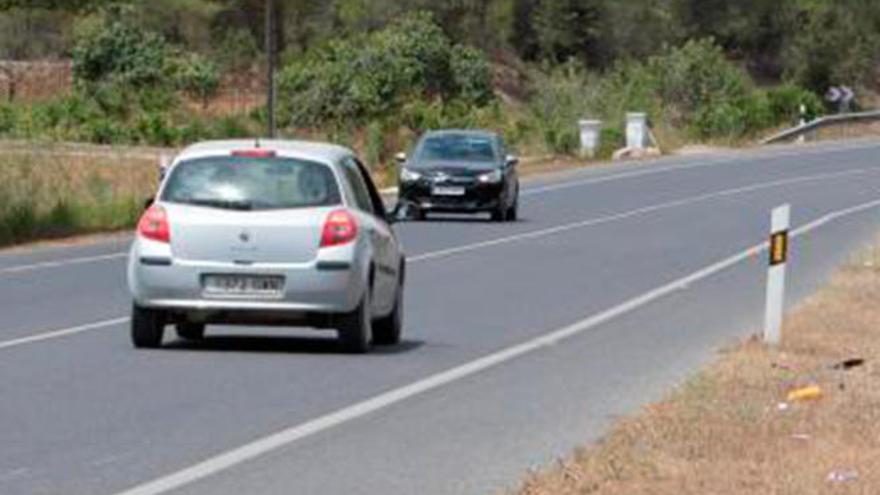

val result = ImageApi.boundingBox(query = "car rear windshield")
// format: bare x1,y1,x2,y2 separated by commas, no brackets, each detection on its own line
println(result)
415,134,496,163
161,156,341,211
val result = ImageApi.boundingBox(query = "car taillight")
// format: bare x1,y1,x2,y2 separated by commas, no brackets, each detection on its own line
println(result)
320,209,358,248
137,205,170,243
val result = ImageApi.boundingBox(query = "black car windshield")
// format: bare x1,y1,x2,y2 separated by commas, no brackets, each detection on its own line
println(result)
161,156,341,211
415,134,496,163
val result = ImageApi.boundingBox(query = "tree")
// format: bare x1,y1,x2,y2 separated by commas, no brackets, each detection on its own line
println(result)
784,1,880,93
533,0,609,67
72,21,173,89
671,0,796,78
511,0,539,60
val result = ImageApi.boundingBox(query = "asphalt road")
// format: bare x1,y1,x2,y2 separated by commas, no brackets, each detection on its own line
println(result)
1,140,880,495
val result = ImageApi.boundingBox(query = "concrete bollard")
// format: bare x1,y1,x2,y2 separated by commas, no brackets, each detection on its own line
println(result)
578,119,602,158
626,112,648,150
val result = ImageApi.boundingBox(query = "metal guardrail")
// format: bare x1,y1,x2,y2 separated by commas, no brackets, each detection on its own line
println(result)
762,110,880,145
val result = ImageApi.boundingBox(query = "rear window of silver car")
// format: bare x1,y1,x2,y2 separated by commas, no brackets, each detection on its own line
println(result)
161,156,342,211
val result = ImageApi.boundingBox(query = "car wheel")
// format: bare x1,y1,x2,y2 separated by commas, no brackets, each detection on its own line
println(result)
176,322,205,341
413,207,426,221
338,290,372,354
491,206,505,222
373,279,403,346
505,200,518,222
131,305,166,349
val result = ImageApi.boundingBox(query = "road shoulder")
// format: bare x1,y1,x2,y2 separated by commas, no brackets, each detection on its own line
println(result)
516,241,880,494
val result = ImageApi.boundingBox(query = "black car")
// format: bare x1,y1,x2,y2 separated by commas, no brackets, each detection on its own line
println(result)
395,130,519,222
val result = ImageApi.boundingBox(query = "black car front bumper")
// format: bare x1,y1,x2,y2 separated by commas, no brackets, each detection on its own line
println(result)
399,180,504,213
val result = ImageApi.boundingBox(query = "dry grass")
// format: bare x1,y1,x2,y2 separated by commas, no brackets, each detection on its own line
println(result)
517,246,880,495
813,121,880,142
0,144,159,245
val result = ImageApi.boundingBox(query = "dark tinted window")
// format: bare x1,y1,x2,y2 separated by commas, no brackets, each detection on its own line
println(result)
415,134,497,163
161,156,341,210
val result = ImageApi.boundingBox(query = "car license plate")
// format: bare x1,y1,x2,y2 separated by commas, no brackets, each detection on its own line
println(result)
432,186,466,196
202,275,284,297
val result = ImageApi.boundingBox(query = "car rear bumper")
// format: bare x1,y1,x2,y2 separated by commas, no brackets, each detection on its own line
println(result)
129,256,366,317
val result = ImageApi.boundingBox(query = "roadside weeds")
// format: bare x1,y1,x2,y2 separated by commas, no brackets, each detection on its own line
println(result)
516,244,880,495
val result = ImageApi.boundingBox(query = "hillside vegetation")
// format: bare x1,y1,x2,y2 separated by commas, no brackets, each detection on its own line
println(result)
0,0,877,162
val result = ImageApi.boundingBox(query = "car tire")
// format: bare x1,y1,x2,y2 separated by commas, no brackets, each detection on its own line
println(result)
338,291,372,354
131,305,166,349
491,206,505,222
505,200,518,222
373,278,403,346
176,322,205,341
414,207,426,221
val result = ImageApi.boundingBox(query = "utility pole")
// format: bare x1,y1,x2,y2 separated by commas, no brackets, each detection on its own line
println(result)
265,0,277,138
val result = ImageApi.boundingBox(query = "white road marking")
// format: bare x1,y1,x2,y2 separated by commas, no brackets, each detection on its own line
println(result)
0,166,876,352
521,140,880,196
2,141,878,276
0,317,130,351
411,167,875,262
113,194,880,495
0,252,127,275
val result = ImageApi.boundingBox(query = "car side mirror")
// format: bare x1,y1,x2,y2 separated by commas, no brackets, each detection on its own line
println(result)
395,152,407,164
506,154,519,167
158,153,172,181
386,211,399,225
389,201,418,223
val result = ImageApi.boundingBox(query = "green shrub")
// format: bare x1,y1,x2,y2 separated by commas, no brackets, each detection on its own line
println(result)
528,62,599,154
527,38,815,147
79,116,129,144
597,127,624,159
450,44,494,106
176,54,220,108
212,28,260,72
72,21,174,91
179,118,209,144
210,115,252,139
766,84,823,124
134,112,180,146
693,101,749,138
648,39,749,121
277,11,494,129
0,154,156,247
0,104,18,134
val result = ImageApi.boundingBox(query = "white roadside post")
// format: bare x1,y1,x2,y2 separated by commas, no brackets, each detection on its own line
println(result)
578,119,602,158
764,204,791,345
626,112,648,150
797,104,807,144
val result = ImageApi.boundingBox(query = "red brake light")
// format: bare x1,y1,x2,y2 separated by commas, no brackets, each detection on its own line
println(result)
320,209,358,248
231,149,276,158
137,205,170,243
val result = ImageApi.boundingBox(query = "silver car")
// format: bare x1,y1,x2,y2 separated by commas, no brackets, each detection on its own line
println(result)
127,139,405,353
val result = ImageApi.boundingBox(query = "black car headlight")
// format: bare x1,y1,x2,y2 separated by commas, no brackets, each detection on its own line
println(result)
400,168,422,183
477,169,503,184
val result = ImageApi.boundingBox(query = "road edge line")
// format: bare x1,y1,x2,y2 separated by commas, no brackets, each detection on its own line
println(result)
0,317,130,351
113,195,880,495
